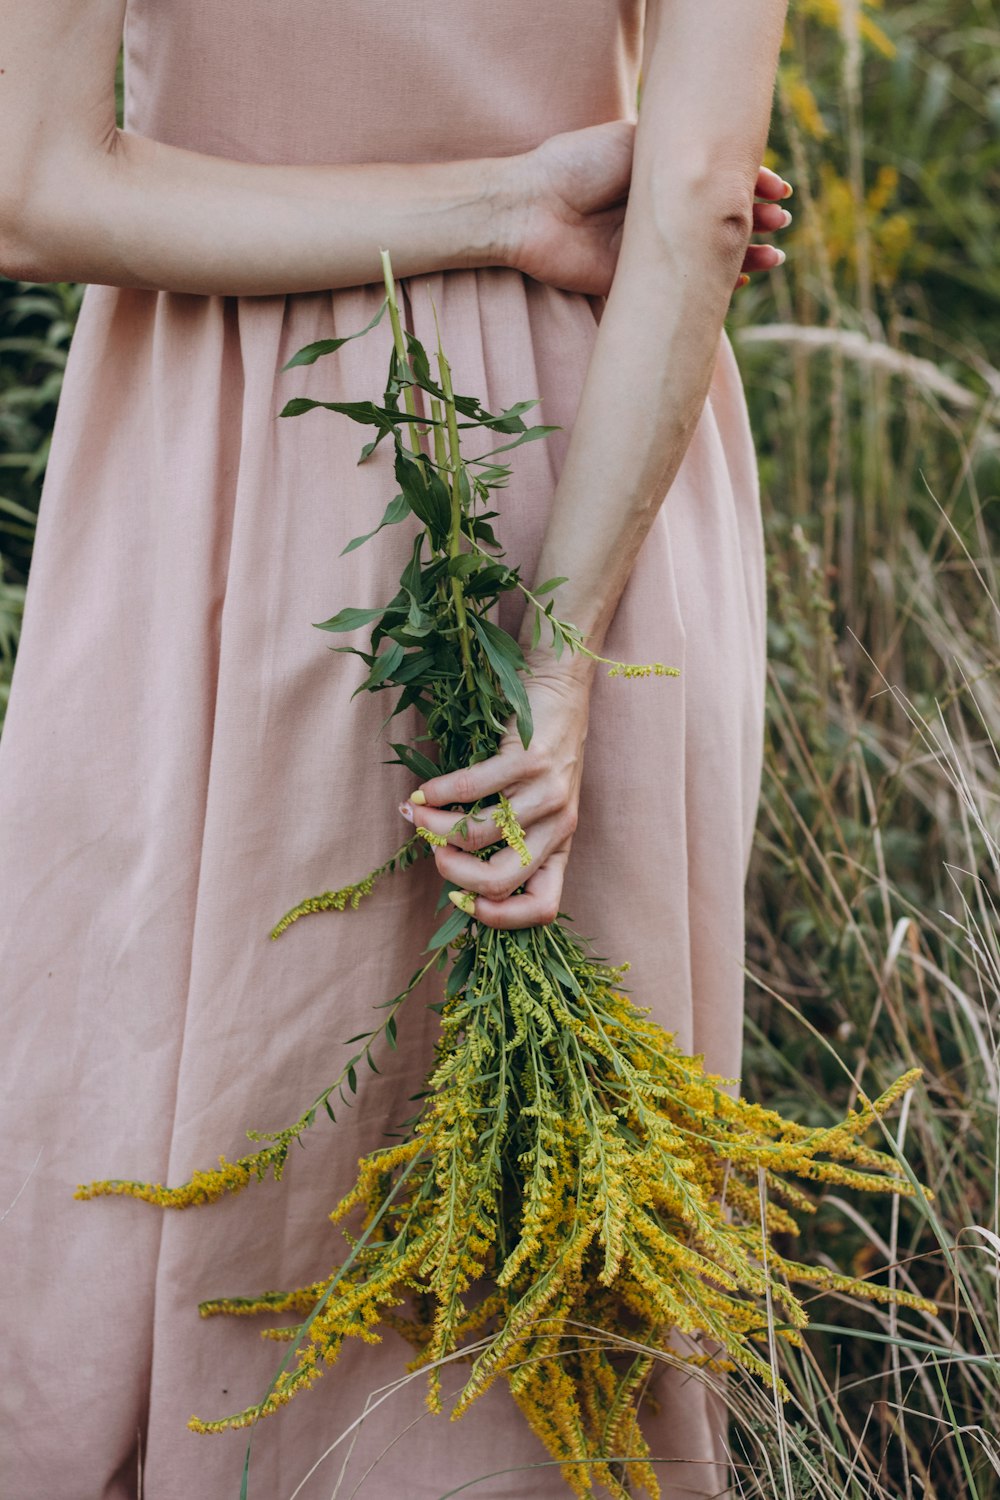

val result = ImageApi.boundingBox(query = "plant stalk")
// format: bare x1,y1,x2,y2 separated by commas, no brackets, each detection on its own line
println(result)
435,336,477,706
379,249,423,464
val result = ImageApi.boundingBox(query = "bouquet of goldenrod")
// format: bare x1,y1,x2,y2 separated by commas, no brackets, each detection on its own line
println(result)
79,252,933,1498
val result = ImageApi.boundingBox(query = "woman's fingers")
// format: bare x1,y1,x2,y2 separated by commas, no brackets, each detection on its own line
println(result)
742,242,787,273
412,748,527,810
469,847,569,931
736,169,792,288
404,800,504,853
431,808,573,902
753,199,792,234
403,777,566,852
755,164,793,201
402,674,589,926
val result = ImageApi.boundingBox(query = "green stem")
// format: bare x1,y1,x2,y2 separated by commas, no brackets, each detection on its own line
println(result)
379,249,424,464
434,330,477,704
382,254,474,768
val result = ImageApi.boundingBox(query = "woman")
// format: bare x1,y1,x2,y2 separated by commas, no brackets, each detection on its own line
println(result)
0,1,789,1496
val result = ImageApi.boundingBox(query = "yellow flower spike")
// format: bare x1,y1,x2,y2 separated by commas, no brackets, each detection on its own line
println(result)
492,793,532,867
448,889,476,916
268,834,423,938
606,660,680,679
415,826,448,848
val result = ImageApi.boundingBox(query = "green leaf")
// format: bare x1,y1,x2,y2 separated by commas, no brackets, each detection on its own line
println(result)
472,424,561,460
362,640,405,690
469,398,540,433
446,552,481,579
445,945,475,998
314,605,386,633
279,398,438,430
472,520,501,549
395,449,450,539
279,397,381,423
347,1064,358,1093
463,563,514,599
471,463,513,488
386,1015,398,1049
469,615,533,747
426,905,471,951
403,330,444,398
399,532,425,601
388,648,437,682
470,615,527,669
280,299,388,370
389,743,439,780
533,576,568,595
340,492,411,555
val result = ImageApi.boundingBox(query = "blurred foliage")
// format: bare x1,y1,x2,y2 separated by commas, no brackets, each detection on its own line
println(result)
2,6,1000,1495
0,280,83,716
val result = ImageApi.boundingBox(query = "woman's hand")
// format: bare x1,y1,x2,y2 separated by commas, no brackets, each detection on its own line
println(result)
739,164,792,288
400,654,595,930
505,120,792,298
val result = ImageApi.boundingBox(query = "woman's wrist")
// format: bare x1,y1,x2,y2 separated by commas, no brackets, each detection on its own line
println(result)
517,638,599,701
406,151,525,275
472,152,528,272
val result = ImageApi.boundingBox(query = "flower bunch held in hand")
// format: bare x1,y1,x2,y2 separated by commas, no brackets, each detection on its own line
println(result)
78,252,933,1499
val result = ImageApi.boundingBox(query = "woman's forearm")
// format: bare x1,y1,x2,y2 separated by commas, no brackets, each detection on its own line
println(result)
524,0,787,662
526,189,750,659
2,130,517,294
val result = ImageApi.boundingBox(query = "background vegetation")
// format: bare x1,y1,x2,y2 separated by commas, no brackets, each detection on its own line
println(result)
1,2,998,1496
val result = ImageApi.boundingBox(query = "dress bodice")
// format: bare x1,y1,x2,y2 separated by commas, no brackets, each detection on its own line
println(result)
123,0,644,165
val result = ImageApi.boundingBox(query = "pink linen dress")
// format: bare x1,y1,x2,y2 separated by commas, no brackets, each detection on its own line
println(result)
0,2,767,1496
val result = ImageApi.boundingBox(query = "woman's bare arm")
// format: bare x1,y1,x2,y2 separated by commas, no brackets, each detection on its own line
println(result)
0,0,626,294
517,0,789,645
407,0,790,927
0,1,790,297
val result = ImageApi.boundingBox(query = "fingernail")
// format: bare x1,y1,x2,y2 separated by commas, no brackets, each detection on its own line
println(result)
449,889,476,916
398,801,414,823
782,180,794,198
410,789,427,806
772,248,787,266
779,209,793,227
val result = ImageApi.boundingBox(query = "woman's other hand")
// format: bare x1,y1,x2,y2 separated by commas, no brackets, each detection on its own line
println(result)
504,121,791,298
400,654,594,930
505,120,635,296
739,164,792,289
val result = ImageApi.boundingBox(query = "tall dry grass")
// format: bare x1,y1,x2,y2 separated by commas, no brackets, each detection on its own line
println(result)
723,1,1000,1492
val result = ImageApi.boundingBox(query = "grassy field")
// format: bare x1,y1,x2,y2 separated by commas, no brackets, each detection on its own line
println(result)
728,3,1000,1493
2,3,998,1495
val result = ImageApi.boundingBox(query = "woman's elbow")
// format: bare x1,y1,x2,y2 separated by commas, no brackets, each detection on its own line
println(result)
0,182,44,282
0,129,117,284
649,161,756,271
